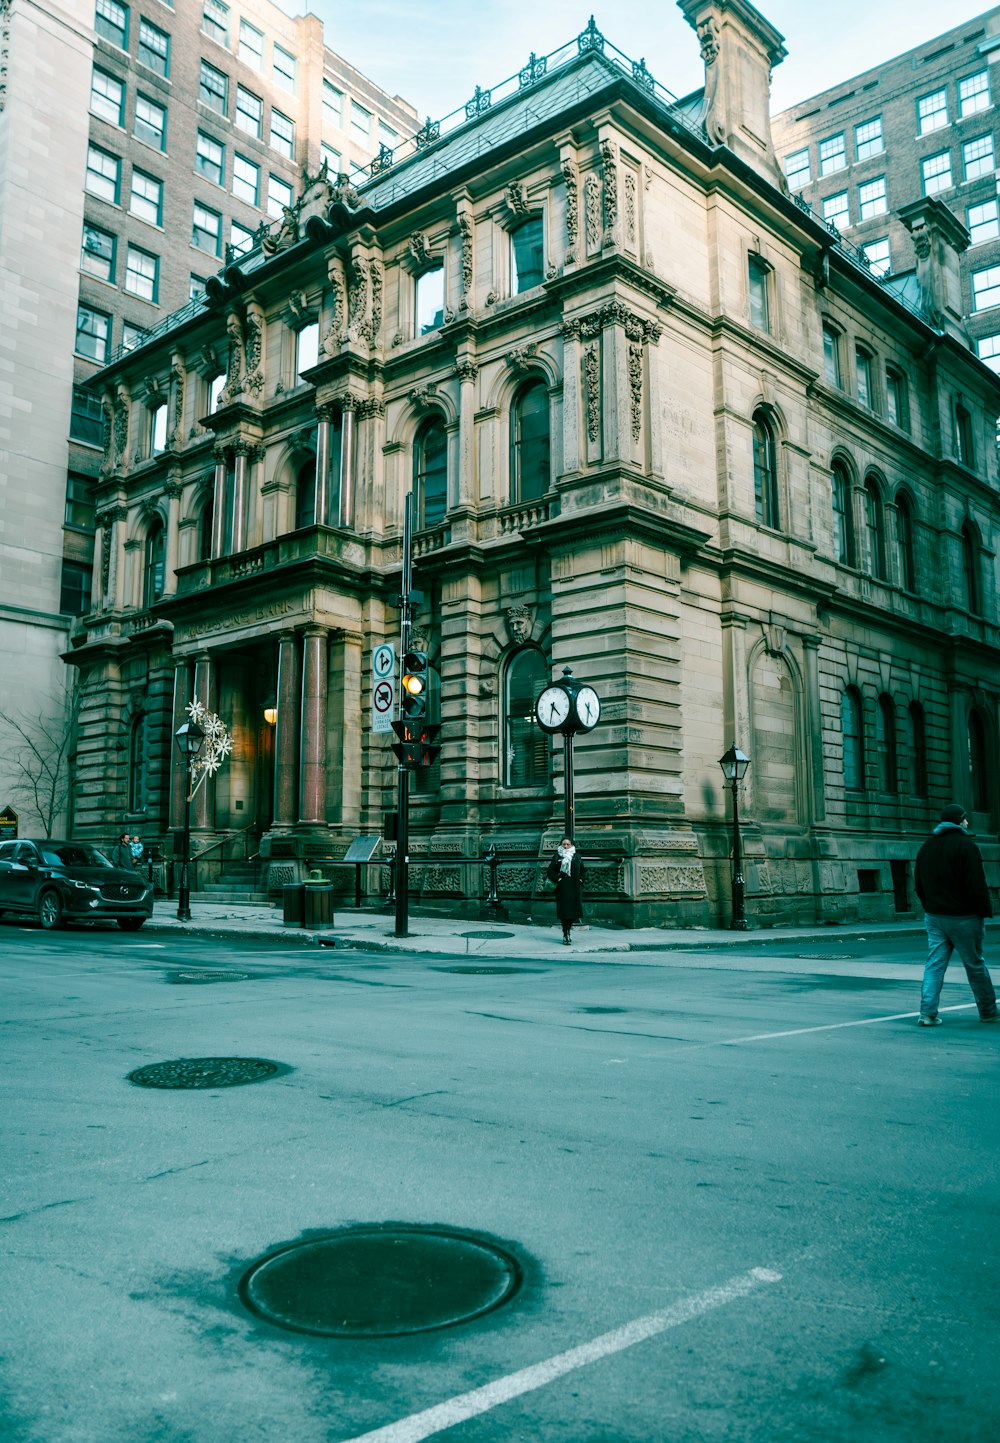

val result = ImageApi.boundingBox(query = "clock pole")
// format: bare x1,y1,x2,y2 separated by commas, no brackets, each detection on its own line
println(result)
563,730,575,842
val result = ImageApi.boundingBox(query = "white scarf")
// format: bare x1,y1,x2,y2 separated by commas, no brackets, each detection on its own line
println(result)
558,843,576,877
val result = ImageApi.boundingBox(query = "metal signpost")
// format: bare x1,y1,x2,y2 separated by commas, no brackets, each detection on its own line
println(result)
371,643,395,734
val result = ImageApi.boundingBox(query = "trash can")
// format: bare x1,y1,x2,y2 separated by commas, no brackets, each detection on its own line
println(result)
282,883,306,927
303,881,334,929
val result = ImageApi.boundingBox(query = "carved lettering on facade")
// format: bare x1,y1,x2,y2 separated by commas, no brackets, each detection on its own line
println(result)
184,598,299,637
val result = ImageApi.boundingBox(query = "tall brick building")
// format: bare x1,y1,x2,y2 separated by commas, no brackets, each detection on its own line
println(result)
0,0,415,831
772,7,1000,371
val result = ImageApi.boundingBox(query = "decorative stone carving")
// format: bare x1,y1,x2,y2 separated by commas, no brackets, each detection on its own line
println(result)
243,312,263,398
504,343,537,373
114,386,130,465
261,205,299,254
370,261,383,341
169,358,185,443
584,346,600,444
456,360,479,383
409,383,438,410
346,257,371,342
409,233,432,269
503,181,530,219
561,159,579,263
563,301,662,345
585,172,602,253
624,171,637,251
479,676,496,697
331,171,362,209
359,397,386,419
601,140,618,248
763,621,786,656
628,343,643,443
218,308,244,405
101,530,112,598
505,605,532,644
458,212,474,307
100,393,115,474
697,17,725,145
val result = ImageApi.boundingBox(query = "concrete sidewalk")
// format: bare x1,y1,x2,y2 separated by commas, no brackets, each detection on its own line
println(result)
143,896,947,957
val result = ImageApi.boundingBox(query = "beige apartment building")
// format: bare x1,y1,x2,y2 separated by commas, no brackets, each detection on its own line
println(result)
64,2,1000,927
0,0,416,832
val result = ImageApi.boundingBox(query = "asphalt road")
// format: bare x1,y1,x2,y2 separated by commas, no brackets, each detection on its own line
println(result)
2,922,998,1443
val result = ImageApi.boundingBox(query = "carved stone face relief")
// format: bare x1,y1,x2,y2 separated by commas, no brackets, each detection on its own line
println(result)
505,605,532,644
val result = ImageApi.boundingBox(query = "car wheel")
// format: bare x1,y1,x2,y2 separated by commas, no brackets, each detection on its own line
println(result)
38,890,64,930
118,917,145,932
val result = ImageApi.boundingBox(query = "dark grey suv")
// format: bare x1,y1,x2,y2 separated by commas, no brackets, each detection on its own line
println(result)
0,839,153,930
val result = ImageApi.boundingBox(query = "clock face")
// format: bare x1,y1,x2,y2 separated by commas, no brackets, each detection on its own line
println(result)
574,685,601,730
536,685,572,732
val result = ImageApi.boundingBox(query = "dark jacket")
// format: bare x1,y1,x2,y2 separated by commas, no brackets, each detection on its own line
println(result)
547,850,584,923
914,822,993,918
109,843,137,871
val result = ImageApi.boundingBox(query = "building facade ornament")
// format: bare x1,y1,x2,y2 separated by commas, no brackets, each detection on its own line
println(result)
697,17,725,145
628,343,643,442
114,386,130,468
243,311,264,397
601,139,619,248
458,212,474,306
169,357,185,443
359,397,386,419
561,158,579,263
505,605,532,644
624,171,638,251
585,171,602,253
504,343,538,373
218,307,244,405
584,345,601,443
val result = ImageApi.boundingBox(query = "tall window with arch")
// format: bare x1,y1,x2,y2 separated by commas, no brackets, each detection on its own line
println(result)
143,519,166,608
504,648,550,788
906,701,927,797
961,523,982,615
831,460,856,567
842,686,865,791
295,458,317,530
875,693,897,793
863,476,887,580
128,712,148,813
752,411,779,527
511,380,550,504
894,491,916,592
969,708,989,811
414,417,447,529
199,489,215,561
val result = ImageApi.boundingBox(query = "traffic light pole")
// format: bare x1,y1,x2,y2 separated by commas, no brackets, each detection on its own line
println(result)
394,492,414,938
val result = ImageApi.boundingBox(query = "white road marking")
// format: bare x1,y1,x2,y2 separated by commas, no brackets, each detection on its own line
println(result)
721,1002,978,1045
337,1267,782,1443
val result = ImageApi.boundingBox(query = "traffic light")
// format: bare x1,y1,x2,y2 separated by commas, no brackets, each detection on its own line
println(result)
391,720,441,768
400,649,428,718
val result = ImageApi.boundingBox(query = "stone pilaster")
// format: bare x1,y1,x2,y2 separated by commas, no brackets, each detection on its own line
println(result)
298,625,328,826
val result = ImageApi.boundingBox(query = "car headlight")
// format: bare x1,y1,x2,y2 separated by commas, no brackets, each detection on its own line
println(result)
68,879,100,894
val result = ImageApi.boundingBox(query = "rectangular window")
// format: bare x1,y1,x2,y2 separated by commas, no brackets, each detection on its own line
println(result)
267,173,293,218
917,89,948,134
512,216,544,293
76,303,111,363
192,201,222,256
921,151,952,195
747,254,769,331
238,19,263,69
86,143,120,204
854,117,883,161
201,0,228,46
65,474,96,530
784,148,810,188
822,191,850,229
125,244,158,303
415,265,444,334
323,81,343,128
199,60,227,114
295,321,319,381
955,404,974,467
862,237,891,277
235,85,262,138
95,0,128,50
976,335,1000,373
230,220,255,256
90,66,125,126
70,386,104,445
232,153,260,205
81,222,116,282
959,71,990,118
968,199,1000,246
60,561,93,616
134,93,167,151
858,175,887,220
379,120,398,147
129,168,162,226
819,132,847,176
963,134,995,181
121,322,147,351
822,324,841,387
273,44,297,93
972,265,1000,311
320,142,341,173
190,274,208,301
137,19,169,76
269,109,294,158
350,101,371,139
195,130,225,185
855,347,874,408
886,367,909,429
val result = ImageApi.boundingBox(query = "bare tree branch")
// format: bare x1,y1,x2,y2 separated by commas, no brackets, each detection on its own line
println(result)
0,691,80,837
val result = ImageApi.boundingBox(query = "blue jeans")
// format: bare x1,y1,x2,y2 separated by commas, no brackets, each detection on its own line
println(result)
921,915,998,1019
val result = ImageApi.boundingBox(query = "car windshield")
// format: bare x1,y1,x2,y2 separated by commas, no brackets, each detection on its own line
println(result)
38,844,113,868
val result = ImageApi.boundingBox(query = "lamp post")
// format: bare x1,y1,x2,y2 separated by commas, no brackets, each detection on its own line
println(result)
719,743,751,931
174,717,205,922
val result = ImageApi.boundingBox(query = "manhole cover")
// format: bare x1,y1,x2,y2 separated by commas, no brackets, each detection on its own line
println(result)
433,966,544,976
127,1057,286,1089
239,1225,521,1337
459,930,516,940
168,970,250,984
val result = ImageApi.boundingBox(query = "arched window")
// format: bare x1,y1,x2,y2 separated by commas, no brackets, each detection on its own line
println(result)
752,410,779,527
504,648,549,788
128,713,148,813
199,491,214,561
143,519,165,608
961,523,981,615
511,380,550,503
863,476,887,580
906,702,927,797
842,686,865,791
295,459,316,530
876,693,897,793
895,492,916,593
832,461,855,567
414,418,447,529
969,709,989,812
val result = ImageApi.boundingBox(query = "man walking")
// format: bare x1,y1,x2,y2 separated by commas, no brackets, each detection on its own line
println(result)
914,803,998,1026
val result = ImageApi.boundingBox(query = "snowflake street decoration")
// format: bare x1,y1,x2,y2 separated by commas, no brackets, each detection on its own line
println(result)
185,697,233,798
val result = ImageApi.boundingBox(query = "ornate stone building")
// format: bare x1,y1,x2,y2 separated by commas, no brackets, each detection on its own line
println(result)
66,2,1000,927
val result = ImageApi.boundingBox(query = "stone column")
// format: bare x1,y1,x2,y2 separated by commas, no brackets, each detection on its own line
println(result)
339,396,357,529
163,475,182,595
231,444,249,554
91,520,106,611
315,405,334,526
948,685,968,808
456,361,478,505
109,506,129,611
169,661,191,832
561,322,581,474
328,632,363,826
273,631,300,829
191,651,215,832
211,445,227,557
802,636,825,824
298,625,328,826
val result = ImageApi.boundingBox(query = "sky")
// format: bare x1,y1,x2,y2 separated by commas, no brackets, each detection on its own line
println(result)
292,1,996,123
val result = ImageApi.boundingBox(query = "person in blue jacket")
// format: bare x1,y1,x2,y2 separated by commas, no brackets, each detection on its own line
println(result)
914,803,998,1026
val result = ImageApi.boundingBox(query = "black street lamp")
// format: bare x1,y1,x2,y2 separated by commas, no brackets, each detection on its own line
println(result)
174,718,205,922
719,743,751,930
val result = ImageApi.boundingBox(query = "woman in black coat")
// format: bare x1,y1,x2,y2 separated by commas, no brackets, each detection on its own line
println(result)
547,837,584,944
